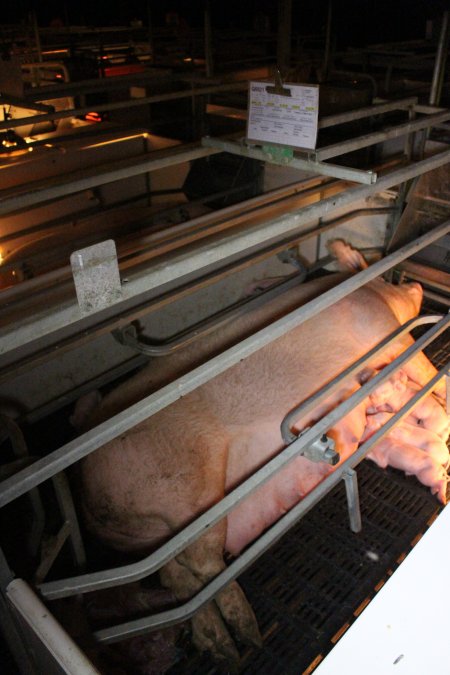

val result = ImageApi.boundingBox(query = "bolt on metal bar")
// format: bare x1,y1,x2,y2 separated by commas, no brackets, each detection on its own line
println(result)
1,155,449,362
313,109,450,161
280,314,442,444
1,225,449,513
343,469,362,533
37,315,450,600
93,364,448,642
202,136,377,184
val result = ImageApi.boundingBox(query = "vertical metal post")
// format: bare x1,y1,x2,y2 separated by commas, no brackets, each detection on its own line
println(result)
446,374,450,415
409,11,449,182
147,0,155,63
204,0,214,78
403,104,416,161
277,0,292,76
322,0,333,80
429,11,449,106
51,473,87,572
0,415,45,558
343,469,362,533
0,549,36,675
31,10,43,65
384,63,393,94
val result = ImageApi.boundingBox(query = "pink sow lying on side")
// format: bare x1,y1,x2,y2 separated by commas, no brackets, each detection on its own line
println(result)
74,244,448,663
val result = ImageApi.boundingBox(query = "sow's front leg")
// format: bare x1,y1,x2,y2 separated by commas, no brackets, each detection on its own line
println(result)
161,522,261,665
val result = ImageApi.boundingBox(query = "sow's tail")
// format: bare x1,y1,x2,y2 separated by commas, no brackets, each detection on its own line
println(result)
328,239,368,272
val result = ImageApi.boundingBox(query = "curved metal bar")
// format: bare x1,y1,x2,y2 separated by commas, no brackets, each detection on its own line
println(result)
112,272,304,357
38,314,450,600
281,314,443,444
111,207,391,359
2,225,449,509
93,365,448,642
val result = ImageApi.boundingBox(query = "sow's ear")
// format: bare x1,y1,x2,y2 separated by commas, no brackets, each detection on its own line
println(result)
406,281,424,312
70,390,102,431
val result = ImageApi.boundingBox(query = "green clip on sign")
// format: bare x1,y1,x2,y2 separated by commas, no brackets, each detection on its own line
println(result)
262,145,294,163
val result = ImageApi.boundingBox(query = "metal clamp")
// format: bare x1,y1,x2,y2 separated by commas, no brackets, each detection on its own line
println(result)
300,429,339,465
277,249,308,279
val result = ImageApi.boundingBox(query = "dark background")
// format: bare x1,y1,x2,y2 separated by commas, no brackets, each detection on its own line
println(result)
2,0,449,49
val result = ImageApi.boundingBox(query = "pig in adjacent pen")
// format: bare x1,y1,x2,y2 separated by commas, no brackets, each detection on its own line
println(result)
74,241,449,666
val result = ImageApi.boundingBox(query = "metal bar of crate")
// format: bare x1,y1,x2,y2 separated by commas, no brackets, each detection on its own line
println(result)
0,144,221,217
280,316,440,444
1,156,449,363
37,315,450,600
0,224,449,511
92,364,448,642
317,97,417,129
202,136,378,184
0,81,248,132
313,109,450,161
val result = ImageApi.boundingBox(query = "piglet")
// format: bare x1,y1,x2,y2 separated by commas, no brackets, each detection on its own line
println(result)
367,437,448,504
368,378,449,442
362,412,450,468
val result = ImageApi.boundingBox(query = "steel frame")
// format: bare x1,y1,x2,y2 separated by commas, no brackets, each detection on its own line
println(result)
0,81,248,133
202,97,450,182
95,365,448,643
1,153,450,369
34,313,448,601
0,69,449,664
203,136,377,184
0,224,448,509
2,316,446,647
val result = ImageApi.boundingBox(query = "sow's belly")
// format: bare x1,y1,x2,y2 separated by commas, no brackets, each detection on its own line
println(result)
224,424,333,556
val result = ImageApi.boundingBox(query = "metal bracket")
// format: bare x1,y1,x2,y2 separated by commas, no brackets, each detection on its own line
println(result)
262,144,294,164
300,429,340,465
277,248,307,278
113,323,146,353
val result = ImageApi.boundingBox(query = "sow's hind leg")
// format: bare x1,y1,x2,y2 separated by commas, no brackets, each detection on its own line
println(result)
160,520,261,665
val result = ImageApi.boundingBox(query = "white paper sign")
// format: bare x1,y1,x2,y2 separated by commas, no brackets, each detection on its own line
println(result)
247,81,319,151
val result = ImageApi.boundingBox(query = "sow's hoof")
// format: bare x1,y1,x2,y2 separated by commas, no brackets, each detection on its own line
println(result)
215,580,263,649
191,583,262,667
192,603,241,665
